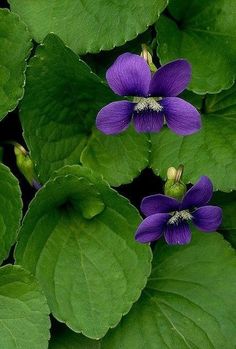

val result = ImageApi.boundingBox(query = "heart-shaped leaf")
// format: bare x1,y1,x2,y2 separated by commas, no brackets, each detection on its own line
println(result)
15,165,151,339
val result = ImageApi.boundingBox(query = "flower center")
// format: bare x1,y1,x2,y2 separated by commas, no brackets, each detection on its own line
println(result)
133,97,163,113
168,210,192,225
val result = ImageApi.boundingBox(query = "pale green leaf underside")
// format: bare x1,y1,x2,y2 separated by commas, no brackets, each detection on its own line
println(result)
20,34,116,184
0,163,22,264
0,9,32,119
156,0,236,94
150,83,236,191
50,232,236,348
9,0,167,54
0,265,50,349
81,127,150,187
15,165,151,339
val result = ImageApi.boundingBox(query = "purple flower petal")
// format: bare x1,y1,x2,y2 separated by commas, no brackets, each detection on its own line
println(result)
181,176,213,210
133,110,164,133
135,213,170,243
106,53,151,97
141,194,179,217
164,221,191,245
161,97,201,135
149,59,191,97
192,205,222,232
96,101,133,135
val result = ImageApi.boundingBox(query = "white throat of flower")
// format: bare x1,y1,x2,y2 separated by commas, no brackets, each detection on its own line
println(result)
133,97,163,113
168,210,192,225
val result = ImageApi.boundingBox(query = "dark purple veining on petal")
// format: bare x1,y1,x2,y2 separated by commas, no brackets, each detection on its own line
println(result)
133,110,164,133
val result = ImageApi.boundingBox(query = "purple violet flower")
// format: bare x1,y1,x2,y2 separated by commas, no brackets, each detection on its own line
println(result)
96,53,201,135
135,176,222,245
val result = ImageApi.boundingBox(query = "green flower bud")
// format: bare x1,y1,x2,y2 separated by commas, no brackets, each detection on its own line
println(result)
14,145,39,187
140,44,157,73
164,165,187,201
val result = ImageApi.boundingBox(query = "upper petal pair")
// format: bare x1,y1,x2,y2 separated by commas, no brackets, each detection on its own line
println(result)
106,53,191,97
141,176,214,217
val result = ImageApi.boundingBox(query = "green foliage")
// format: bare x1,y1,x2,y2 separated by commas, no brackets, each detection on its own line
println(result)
81,127,150,186
15,165,152,339
102,232,236,348
9,0,167,54
1,1,236,347
0,163,22,263
212,191,236,247
0,265,50,349
156,0,236,94
49,232,236,348
20,34,116,183
150,84,236,191
0,9,32,119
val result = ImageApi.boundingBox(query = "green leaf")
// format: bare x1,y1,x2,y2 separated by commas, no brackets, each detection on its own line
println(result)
83,29,153,80
48,232,236,348
101,232,236,348
0,163,22,263
156,0,236,94
212,191,236,248
9,0,167,54
49,328,99,349
81,127,150,187
20,34,116,184
0,265,50,349
0,9,32,119
15,165,151,339
150,84,236,191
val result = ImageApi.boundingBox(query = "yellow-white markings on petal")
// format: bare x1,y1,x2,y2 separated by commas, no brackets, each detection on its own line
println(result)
134,97,163,113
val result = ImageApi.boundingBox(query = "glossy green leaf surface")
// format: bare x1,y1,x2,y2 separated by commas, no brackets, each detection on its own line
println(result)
150,84,236,191
0,265,50,349
81,127,150,187
0,9,32,119
102,233,236,348
10,0,167,54
156,0,236,93
15,166,152,339
20,34,116,184
0,163,22,263
49,232,236,348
